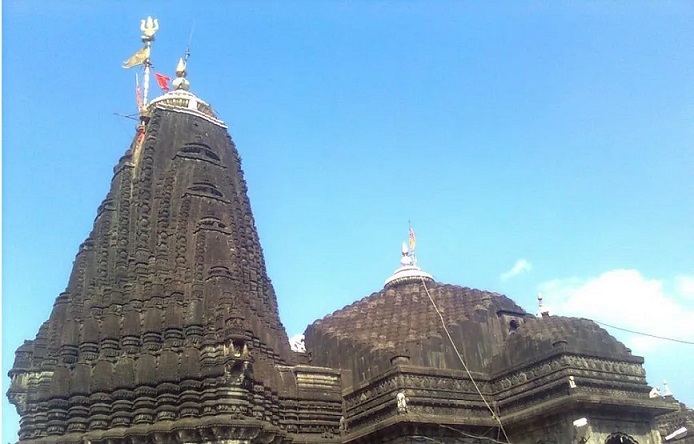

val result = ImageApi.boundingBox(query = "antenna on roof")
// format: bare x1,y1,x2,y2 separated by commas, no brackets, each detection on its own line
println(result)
184,21,195,63
167,21,195,93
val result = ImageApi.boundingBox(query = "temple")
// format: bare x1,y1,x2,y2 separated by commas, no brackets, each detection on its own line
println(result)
7,18,693,444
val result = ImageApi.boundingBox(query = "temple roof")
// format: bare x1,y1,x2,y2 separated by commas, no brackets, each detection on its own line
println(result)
490,315,636,372
306,276,639,388
310,282,526,351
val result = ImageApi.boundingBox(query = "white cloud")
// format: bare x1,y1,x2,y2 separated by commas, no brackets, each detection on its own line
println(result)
676,275,694,299
289,334,306,352
500,259,532,280
539,270,694,354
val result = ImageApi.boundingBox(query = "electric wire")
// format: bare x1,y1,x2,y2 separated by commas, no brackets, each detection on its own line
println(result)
419,276,513,443
439,424,510,444
593,320,694,345
407,263,691,443
408,410,510,444
409,435,445,444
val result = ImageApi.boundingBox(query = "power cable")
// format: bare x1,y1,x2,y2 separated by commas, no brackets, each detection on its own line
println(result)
439,424,510,444
419,277,513,443
408,411,510,444
410,435,445,444
593,320,694,345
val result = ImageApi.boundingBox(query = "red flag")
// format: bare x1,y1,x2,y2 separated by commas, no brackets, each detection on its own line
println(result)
155,72,171,92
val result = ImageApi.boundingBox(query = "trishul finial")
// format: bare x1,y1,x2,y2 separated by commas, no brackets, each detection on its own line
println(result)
140,16,159,42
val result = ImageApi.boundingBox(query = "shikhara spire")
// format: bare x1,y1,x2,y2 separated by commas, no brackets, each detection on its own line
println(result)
8,15,691,444
7,17,344,444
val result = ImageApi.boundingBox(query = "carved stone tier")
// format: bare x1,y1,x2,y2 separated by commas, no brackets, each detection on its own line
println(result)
7,38,692,443
306,280,683,443
7,106,340,443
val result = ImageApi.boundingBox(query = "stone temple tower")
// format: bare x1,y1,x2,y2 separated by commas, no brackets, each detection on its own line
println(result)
9,17,694,444
7,19,342,444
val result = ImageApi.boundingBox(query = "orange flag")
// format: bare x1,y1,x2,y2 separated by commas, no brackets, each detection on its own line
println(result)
155,72,171,92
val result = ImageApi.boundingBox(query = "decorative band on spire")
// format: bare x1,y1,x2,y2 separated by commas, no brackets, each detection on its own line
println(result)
122,18,224,126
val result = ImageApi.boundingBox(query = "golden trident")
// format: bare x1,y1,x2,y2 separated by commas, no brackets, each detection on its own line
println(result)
140,16,159,42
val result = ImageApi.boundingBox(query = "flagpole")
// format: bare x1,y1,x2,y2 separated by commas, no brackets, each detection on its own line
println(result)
139,17,159,107
135,73,142,111
143,59,151,106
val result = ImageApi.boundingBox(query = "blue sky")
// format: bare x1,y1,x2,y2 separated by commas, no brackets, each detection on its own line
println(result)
3,1,694,441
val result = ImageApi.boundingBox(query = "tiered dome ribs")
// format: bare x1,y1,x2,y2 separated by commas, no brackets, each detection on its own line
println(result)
305,279,677,442
306,282,530,383
7,105,343,443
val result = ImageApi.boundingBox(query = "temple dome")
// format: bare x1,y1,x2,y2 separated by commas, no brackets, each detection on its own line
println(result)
306,274,638,387
310,282,526,349
305,281,532,383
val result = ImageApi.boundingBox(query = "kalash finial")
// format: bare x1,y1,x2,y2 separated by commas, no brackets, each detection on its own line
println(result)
400,242,413,266
384,227,433,289
172,58,190,91
537,292,550,317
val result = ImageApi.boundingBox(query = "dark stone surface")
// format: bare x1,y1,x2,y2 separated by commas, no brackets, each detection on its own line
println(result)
7,97,690,444
7,106,342,444
305,279,683,443
657,400,694,443
306,281,637,384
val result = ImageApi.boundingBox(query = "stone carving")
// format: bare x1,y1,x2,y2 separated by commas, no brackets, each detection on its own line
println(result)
396,392,408,414
6,28,687,444
7,105,342,443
